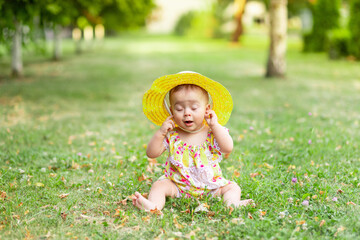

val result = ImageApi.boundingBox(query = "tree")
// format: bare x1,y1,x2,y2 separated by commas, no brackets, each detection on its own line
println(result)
0,0,38,77
39,0,76,60
266,0,287,78
349,0,360,59
231,0,246,43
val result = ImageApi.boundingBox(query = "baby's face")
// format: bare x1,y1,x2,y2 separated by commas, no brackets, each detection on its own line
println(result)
170,87,210,132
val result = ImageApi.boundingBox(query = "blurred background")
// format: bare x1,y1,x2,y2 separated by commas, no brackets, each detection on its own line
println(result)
0,0,359,78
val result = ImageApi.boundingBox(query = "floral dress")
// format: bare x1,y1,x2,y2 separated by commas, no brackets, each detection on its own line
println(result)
159,128,232,198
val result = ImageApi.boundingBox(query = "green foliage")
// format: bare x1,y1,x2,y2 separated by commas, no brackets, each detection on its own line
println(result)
174,11,196,36
348,0,360,59
99,0,155,31
174,11,217,38
303,0,340,52
326,28,351,59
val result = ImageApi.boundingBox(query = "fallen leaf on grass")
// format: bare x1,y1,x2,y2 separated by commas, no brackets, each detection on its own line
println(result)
263,163,273,169
194,203,209,213
138,173,148,182
207,211,215,217
260,211,266,216
59,193,69,199
61,212,68,221
346,201,356,206
173,215,184,229
0,191,7,200
334,226,346,237
231,218,245,224
229,206,234,215
248,212,253,219
337,189,344,194
148,158,159,166
150,208,163,216
103,211,110,216
233,170,241,178
142,215,151,223
319,220,326,227
35,183,44,187
250,172,264,178
40,205,51,209
180,209,190,214
296,220,306,225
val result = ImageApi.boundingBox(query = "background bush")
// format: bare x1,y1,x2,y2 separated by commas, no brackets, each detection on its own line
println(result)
303,0,340,52
326,28,351,59
348,0,360,59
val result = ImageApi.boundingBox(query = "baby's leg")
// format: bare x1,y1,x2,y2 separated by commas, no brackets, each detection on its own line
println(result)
215,183,254,208
132,179,178,211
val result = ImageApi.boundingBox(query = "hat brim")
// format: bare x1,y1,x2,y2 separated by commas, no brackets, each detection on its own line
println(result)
143,72,233,126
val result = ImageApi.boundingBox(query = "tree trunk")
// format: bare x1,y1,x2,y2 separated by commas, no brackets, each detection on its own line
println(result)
266,0,287,78
231,0,246,43
11,19,23,77
53,24,62,61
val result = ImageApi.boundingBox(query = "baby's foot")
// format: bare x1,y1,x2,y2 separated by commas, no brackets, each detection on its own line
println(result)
132,192,157,211
238,199,255,207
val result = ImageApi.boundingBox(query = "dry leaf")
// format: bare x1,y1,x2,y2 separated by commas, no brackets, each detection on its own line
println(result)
248,212,253,219
347,201,356,206
150,208,163,216
263,163,273,169
296,220,306,225
319,220,325,227
59,193,69,199
229,206,234,215
180,209,190,214
61,212,68,221
0,191,6,200
138,173,148,182
103,211,110,216
207,211,215,217
173,215,184,229
334,226,345,237
194,203,209,213
250,172,260,178
337,189,344,194
234,170,241,178
35,182,44,187
231,218,245,224
113,208,123,218
142,215,151,223
260,211,267,216
148,158,158,166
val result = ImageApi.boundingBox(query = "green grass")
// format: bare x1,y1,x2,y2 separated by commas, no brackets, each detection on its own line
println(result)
1,33,360,239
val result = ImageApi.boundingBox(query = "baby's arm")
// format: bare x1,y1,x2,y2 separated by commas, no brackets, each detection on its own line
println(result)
205,110,233,154
146,116,175,158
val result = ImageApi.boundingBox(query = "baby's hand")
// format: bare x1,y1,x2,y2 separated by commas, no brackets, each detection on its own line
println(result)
205,110,218,127
159,116,175,136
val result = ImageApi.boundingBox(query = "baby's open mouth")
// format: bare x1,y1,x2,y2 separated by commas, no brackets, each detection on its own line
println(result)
184,120,193,126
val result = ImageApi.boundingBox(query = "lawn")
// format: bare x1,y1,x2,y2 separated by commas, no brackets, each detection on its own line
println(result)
1,33,360,239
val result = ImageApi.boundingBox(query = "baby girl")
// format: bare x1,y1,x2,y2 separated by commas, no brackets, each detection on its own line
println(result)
133,71,253,211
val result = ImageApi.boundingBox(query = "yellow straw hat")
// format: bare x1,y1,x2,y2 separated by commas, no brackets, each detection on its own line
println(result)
143,71,233,126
